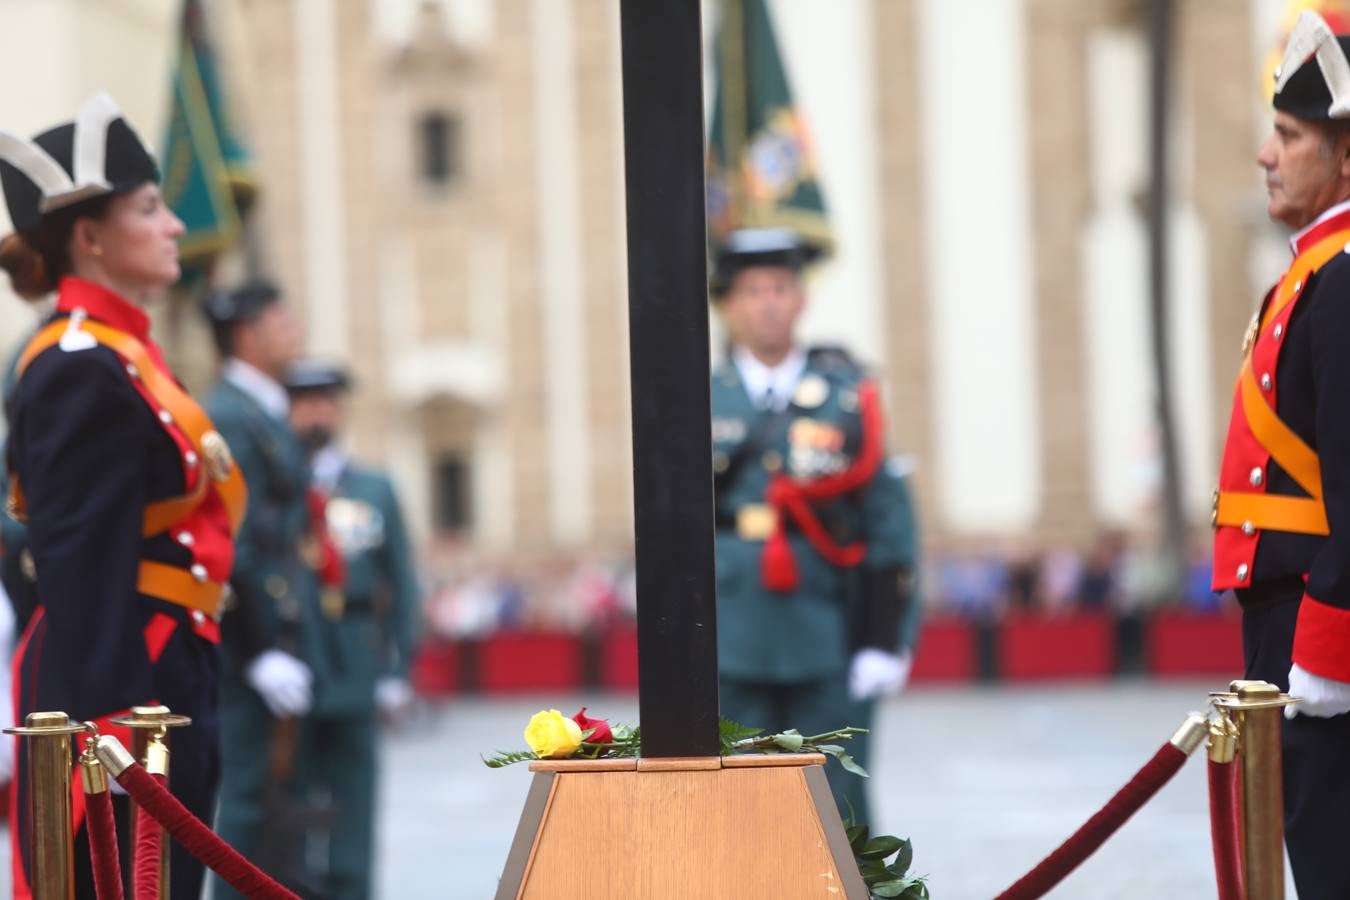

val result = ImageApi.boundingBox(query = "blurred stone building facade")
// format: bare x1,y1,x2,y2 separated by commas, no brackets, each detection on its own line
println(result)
0,0,1296,558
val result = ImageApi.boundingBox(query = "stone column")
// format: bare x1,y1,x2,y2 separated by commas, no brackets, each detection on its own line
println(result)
871,0,938,531
575,0,636,549
497,0,551,548
1025,0,1097,544
1180,0,1261,468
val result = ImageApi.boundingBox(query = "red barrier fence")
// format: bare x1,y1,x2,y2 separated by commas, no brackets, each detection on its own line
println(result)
908,616,979,682
1000,612,1116,681
411,610,1245,696
1147,611,1243,676
478,632,584,692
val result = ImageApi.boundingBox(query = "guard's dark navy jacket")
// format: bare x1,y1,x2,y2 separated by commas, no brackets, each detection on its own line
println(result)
1214,203,1350,681
6,276,242,898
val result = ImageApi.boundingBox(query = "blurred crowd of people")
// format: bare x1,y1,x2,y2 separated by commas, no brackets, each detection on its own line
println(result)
419,536,638,639
416,528,1226,641
928,530,1223,621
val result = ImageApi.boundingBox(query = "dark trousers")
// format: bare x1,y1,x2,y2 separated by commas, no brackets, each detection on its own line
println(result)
293,713,379,900
213,672,290,900
719,675,871,825
1243,595,1350,900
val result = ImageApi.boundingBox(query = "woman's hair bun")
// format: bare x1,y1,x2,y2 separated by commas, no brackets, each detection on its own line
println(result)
0,232,55,301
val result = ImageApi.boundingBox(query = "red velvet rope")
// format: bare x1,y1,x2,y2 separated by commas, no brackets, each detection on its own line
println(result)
994,743,1188,900
84,788,125,900
1208,758,1245,900
133,773,165,900
114,762,299,900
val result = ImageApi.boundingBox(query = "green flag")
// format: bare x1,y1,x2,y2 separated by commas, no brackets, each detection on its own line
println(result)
707,0,832,253
161,0,256,279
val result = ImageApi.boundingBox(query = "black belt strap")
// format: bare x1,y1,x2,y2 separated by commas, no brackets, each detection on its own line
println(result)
713,402,797,503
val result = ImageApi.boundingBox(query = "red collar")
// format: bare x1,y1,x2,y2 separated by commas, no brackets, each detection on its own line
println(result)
1291,202,1350,257
56,277,152,342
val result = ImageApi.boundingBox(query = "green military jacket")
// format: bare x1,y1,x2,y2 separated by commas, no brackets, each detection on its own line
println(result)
711,348,920,682
314,459,420,716
205,379,325,680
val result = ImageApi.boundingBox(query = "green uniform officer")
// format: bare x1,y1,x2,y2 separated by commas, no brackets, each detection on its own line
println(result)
203,282,324,898
286,360,421,900
710,227,920,825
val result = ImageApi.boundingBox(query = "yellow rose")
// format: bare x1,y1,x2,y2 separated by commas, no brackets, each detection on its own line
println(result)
524,709,584,759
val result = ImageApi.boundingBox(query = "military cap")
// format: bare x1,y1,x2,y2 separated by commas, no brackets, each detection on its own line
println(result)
202,281,281,327
283,360,352,395
1273,11,1350,120
0,93,159,232
709,227,824,300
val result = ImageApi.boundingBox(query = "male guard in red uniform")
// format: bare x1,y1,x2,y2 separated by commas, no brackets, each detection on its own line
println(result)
1214,13,1350,897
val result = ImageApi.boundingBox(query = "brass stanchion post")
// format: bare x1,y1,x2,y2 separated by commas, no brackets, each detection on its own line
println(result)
1213,679,1298,900
5,712,90,899
112,705,191,899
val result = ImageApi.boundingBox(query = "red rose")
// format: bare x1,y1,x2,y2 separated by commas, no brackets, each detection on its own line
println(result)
573,707,613,745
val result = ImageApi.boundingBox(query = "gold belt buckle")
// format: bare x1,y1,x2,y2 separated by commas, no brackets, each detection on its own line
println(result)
321,587,346,621
300,535,323,569
736,503,777,541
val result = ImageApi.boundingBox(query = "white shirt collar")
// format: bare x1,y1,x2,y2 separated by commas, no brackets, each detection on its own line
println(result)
222,358,289,420
311,444,347,494
733,346,807,412
1289,199,1350,255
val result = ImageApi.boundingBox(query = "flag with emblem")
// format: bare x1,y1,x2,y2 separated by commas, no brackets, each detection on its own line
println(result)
161,0,256,282
707,0,832,254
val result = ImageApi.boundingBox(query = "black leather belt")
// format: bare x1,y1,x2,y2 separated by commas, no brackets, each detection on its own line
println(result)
341,595,384,616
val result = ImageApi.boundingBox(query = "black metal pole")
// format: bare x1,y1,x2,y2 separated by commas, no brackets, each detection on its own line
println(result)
619,0,721,758
1147,0,1185,597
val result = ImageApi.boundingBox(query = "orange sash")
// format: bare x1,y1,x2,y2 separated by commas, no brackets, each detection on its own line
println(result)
1212,229,1350,537
7,318,248,618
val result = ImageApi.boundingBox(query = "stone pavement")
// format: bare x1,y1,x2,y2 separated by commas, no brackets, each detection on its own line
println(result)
0,680,1300,897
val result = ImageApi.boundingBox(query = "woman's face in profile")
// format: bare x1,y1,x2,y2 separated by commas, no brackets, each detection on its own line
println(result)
85,183,186,292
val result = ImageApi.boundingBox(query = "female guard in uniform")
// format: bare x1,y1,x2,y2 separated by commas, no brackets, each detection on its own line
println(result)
0,93,245,897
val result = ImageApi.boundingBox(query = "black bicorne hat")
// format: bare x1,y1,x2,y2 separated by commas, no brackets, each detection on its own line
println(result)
1273,12,1350,121
709,227,825,301
0,93,159,232
283,360,352,395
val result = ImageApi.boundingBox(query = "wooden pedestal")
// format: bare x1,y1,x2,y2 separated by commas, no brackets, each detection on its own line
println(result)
495,753,868,899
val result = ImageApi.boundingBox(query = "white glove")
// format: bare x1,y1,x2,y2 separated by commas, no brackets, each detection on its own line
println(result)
848,648,912,702
1286,663,1350,719
246,649,313,718
375,676,414,716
